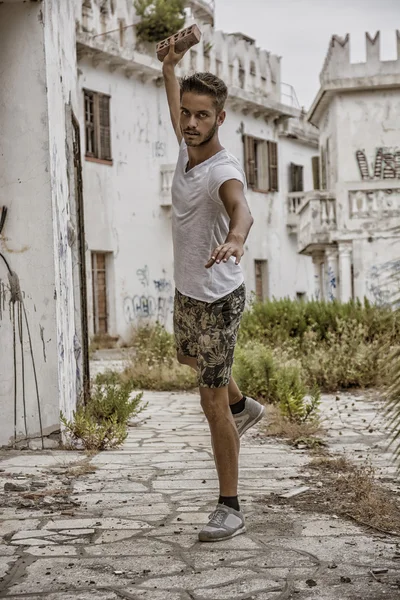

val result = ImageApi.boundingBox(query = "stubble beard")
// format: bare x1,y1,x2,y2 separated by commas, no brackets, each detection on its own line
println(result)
184,120,218,147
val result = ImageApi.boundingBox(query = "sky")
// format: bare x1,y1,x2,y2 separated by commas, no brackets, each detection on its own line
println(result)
214,0,400,110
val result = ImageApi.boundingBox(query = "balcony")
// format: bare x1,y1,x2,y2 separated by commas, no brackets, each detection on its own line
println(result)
297,192,337,255
287,192,305,234
160,164,175,207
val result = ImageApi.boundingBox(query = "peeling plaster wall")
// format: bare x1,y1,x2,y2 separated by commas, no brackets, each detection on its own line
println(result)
335,90,400,187
0,3,60,446
42,0,82,421
0,1,81,447
79,60,176,338
320,87,400,304
80,59,315,338
221,112,315,301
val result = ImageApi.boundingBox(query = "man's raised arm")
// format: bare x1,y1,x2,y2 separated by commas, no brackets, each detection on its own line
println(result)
162,41,187,144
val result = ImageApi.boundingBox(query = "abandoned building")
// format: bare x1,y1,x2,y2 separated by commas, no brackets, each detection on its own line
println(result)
0,0,399,447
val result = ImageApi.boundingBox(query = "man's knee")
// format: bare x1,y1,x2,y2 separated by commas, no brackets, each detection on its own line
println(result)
200,386,229,421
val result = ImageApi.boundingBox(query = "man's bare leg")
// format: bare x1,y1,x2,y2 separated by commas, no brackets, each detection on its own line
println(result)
199,385,239,497
177,353,242,405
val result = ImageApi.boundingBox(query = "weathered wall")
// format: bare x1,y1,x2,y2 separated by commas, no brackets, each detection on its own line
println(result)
0,1,81,447
79,56,315,339
0,3,59,446
42,0,84,421
334,89,400,302
79,60,176,338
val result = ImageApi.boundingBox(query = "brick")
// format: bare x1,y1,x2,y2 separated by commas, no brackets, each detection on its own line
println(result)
156,24,201,62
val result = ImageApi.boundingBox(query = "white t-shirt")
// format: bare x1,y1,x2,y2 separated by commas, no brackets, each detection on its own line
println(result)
171,141,246,303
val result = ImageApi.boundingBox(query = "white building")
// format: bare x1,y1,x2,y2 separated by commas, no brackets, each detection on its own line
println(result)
297,31,400,304
0,0,320,447
0,0,88,448
77,0,318,341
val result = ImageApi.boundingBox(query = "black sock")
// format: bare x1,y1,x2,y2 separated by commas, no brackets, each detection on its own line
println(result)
219,496,240,512
230,396,246,415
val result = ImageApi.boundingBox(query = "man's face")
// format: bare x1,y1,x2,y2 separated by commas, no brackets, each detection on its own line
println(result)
180,92,225,147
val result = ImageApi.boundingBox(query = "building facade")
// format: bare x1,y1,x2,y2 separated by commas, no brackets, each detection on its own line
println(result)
77,0,317,341
0,0,88,447
297,31,400,304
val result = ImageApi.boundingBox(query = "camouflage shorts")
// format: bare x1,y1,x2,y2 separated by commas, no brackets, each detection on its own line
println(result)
173,283,246,388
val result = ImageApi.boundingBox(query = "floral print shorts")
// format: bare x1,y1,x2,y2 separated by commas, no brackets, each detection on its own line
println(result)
173,283,246,388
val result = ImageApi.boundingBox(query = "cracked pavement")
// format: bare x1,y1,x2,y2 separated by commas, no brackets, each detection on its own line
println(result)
0,386,400,599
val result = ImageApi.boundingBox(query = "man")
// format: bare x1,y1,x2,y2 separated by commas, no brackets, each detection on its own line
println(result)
162,40,265,542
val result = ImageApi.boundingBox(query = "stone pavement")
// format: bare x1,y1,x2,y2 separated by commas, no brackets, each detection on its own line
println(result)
1,390,400,599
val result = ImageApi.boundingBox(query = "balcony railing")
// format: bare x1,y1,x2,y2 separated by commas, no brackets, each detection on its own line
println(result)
160,164,175,206
297,192,337,255
287,192,305,233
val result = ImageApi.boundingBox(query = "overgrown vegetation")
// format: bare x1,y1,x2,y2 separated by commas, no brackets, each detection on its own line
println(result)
121,323,197,390
61,375,145,451
238,298,399,392
87,299,398,430
134,0,185,44
273,456,400,535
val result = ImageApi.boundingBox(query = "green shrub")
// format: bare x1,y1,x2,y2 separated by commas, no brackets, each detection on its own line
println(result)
134,0,185,44
233,342,320,423
238,298,398,392
61,375,144,450
124,323,197,391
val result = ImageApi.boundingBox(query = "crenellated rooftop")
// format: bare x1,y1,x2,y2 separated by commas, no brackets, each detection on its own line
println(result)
308,30,400,126
76,0,299,121
320,31,400,84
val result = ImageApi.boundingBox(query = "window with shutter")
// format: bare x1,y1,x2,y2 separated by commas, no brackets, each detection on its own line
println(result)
321,147,327,190
98,94,111,160
254,260,269,301
92,252,109,334
290,163,304,192
84,91,96,157
256,141,269,192
312,156,320,190
243,135,278,192
268,141,278,192
243,135,256,188
84,89,112,164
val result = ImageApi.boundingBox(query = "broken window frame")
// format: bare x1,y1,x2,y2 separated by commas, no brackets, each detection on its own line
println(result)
84,89,112,164
243,135,279,193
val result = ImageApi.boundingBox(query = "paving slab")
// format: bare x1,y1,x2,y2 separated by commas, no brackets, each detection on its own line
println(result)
0,388,399,600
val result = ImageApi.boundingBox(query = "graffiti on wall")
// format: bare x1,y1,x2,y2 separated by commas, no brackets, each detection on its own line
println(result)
327,265,337,302
366,259,400,307
123,265,173,325
356,148,400,181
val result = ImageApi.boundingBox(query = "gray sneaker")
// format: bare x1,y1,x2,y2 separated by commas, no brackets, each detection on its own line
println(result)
233,397,265,437
198,504,246,542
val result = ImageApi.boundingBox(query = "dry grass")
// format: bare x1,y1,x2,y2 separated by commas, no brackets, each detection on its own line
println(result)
272,455,400,536
261,403,324,448
309,455,352,472
122,360,197,391
62,458,97,477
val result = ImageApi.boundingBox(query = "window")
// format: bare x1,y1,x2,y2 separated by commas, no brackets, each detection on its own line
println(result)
290,163,304,193
254,260,269,302
238,60,245,88
92,252,109,334
312,156,320,190
243,135,279,192
320,146,327,190
84,90,112,163
320,138,330,190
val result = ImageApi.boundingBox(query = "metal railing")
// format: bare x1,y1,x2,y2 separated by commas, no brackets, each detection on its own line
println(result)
281,82,301,109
